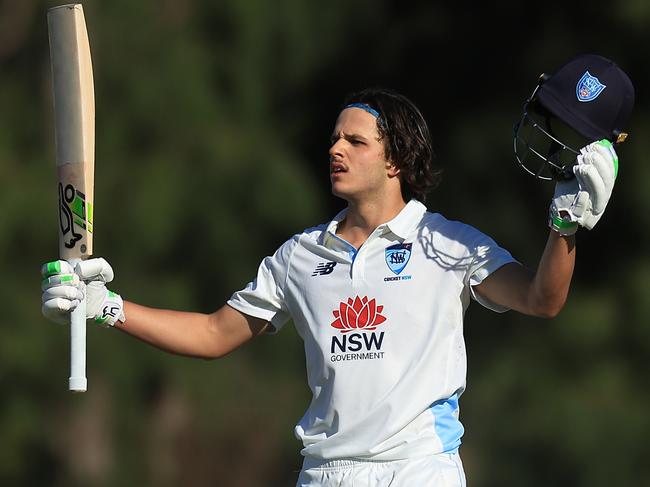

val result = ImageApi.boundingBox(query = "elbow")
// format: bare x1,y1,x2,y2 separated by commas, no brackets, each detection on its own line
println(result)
535,306,562,319
525,283,571,318
532,298,566,319
199,353,219,361
197,348,229,360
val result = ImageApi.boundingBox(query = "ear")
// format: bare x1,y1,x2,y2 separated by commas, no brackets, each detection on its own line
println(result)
386,161,400,178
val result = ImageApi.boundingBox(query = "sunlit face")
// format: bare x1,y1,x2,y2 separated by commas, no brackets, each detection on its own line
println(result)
329,107,397,201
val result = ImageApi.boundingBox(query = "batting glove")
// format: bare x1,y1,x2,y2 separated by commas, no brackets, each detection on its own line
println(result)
41,257,125,327
549,139,618,235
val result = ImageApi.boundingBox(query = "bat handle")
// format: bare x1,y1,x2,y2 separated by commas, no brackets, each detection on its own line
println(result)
68,257,87,392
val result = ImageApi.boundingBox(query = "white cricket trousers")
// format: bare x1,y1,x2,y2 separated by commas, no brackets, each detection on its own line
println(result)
296,452,466,486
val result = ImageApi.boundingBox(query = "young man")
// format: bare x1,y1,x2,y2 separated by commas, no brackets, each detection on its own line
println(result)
42,88,617,486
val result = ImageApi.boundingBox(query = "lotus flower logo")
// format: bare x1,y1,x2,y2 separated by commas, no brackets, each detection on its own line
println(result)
331,296,387,333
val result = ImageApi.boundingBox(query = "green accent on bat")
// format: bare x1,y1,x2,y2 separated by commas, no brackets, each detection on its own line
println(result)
71,195,86,219
87,202,93,224
597,139,618,178
74,217,86,229
108,290,118,298
87,223,93,233
46,261,61,276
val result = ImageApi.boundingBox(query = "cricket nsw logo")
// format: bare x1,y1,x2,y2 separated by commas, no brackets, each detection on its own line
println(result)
576,71,606,102
384,242,413,282
331,296,387,333
385,243,412,274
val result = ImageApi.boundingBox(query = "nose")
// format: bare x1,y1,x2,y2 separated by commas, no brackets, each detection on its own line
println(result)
329,137,344,159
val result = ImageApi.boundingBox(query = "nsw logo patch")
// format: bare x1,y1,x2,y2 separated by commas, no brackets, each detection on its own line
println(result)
576,71,606,102
329,296,388,362
331,296,387,333
385,243,412,275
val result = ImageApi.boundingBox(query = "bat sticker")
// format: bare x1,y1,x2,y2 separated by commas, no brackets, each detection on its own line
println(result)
58,182,93,249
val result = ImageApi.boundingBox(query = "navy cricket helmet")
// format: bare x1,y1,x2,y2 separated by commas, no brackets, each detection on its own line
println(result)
513,54,635,180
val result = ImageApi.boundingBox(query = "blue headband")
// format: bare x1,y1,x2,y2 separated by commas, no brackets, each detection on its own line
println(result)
345,102,380,118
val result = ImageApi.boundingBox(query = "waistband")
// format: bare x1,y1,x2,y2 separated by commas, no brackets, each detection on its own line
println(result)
302,452,460,472
302,457,404,471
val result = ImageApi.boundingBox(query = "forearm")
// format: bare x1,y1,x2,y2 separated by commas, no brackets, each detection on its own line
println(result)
528,230,576,317
115,301,243,358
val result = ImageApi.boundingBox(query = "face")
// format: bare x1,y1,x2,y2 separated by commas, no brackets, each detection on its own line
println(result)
329,107,398,201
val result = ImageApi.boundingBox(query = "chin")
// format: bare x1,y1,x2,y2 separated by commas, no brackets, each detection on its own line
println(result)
330,184,351,200
331,189,361,207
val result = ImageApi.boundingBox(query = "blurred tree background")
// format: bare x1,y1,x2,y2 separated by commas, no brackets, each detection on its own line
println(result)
1,0,648,485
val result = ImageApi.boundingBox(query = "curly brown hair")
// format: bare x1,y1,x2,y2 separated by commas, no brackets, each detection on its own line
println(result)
342,88,441,203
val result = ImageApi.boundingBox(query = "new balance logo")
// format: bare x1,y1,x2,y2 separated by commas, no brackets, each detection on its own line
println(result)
312,261,337,276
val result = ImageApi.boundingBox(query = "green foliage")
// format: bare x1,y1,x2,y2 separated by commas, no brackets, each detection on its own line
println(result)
1,0,648,486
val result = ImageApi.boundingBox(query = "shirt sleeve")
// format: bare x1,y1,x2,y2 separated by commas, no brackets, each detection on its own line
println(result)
227,236,299,332
464,230,518,313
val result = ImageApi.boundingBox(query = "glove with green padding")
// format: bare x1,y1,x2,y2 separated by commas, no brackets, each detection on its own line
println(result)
550,139,618,235
41,258,125,327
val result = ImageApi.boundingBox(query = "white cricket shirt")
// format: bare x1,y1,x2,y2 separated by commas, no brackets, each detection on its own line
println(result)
227,200,517,461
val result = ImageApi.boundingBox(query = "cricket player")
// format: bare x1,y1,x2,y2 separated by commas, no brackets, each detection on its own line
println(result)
41,85,620,485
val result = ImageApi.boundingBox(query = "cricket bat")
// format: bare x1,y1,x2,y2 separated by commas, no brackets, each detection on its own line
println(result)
47,4,95,392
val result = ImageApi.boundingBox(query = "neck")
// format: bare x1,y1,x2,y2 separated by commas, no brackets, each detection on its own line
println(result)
337,195,408,248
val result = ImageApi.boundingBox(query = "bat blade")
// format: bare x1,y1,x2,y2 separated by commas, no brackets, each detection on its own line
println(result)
48,3,95,393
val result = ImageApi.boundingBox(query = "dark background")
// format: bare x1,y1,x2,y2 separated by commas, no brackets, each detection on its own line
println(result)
2,1,648,485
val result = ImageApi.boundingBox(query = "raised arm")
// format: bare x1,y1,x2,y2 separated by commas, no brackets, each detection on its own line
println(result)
475,140,617,318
